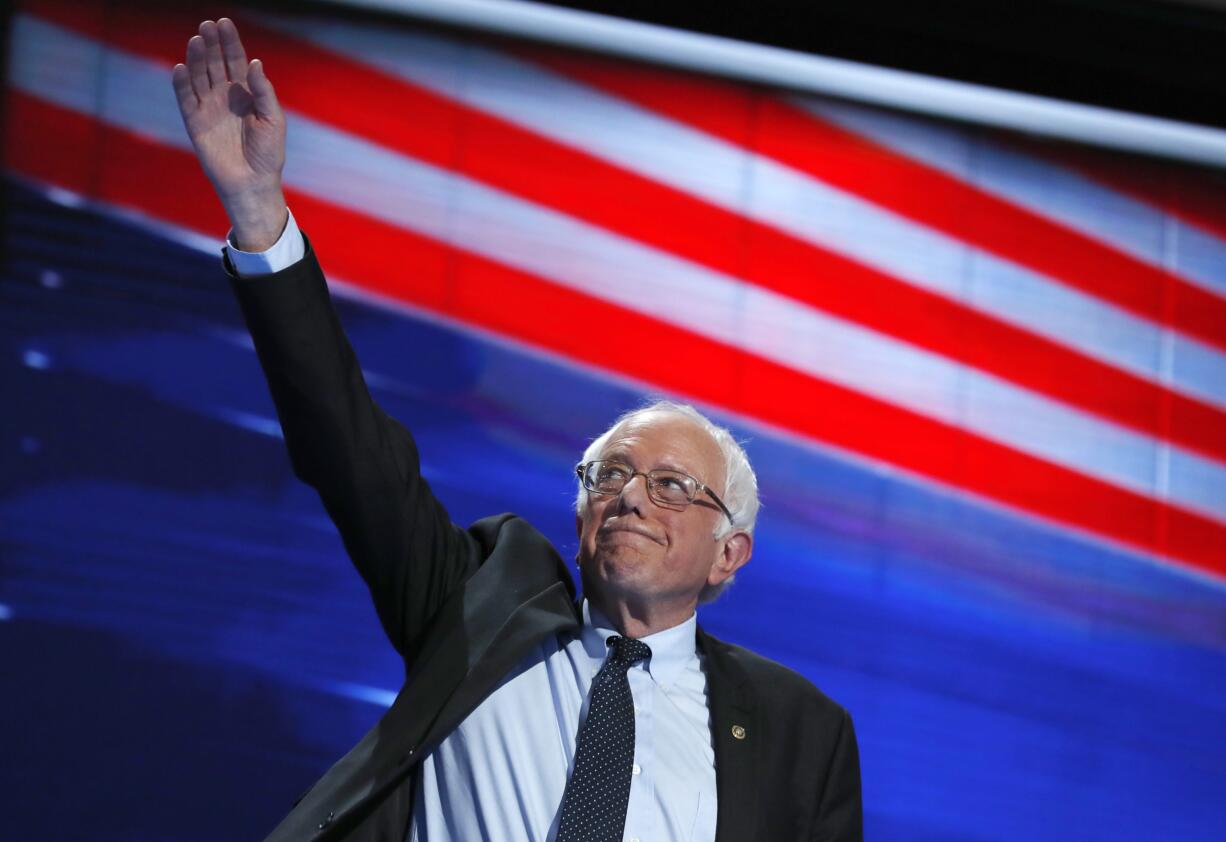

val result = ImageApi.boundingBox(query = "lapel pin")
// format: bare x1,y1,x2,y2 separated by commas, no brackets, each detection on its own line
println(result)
731,724,746,740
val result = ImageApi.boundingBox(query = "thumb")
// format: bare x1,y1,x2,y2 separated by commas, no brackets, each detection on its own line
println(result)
247,59,281,117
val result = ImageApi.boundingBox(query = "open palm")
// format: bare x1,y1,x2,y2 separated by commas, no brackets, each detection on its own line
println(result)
171,18,284,202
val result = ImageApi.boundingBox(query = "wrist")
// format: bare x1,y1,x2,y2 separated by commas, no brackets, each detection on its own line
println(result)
221,183,288,252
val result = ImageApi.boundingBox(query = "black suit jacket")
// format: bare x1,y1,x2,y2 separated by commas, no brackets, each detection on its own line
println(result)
224,233,862,842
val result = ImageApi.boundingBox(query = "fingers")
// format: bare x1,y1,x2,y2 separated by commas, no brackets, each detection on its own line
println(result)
199,20,228,89
217,18,249,85
171,63,197,115
182,18,262,108
185,35,211,99
246,58,282,119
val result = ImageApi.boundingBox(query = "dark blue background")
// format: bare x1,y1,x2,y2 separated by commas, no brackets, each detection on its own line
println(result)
3,178,1225,840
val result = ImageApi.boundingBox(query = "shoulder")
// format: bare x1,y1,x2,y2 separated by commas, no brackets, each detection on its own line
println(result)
466,512,577,593
467,512,558,557
699,629,849,725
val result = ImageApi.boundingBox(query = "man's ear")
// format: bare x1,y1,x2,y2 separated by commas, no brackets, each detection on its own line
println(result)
708,530,752,587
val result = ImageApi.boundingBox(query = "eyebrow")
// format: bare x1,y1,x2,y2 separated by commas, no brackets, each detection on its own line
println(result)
601,451,694,476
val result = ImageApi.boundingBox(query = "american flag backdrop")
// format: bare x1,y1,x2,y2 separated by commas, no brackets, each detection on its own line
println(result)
3,1,1225,839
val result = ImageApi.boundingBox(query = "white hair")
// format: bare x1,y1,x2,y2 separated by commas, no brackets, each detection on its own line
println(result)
574,399,760,603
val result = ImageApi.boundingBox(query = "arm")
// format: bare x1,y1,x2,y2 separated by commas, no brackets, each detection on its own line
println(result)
174,19,478,658
814,708,864,842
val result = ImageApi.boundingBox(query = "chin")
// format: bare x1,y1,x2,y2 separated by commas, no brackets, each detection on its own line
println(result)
584,546,654,587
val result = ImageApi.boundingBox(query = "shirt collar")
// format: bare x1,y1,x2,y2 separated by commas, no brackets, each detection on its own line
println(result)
580,598,697,689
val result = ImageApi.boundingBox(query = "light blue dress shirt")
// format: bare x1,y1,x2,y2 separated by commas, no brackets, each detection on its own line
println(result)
225,214,719,841
408,599,717,842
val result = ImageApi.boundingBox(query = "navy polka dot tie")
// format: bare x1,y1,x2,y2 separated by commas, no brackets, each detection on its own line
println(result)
556,635,653,842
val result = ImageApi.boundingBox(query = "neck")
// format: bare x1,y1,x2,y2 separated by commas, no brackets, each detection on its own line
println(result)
584,587,697,639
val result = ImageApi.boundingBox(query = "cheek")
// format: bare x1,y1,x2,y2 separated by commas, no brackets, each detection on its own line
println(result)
670,522,717,567
578,504,606,546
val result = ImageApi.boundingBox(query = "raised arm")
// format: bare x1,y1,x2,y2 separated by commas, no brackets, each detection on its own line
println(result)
172,20,481,659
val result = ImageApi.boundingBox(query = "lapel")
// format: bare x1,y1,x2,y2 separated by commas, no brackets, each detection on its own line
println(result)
273,517,579,841
400,516,581,762
698,626,760,842
413,579,581,757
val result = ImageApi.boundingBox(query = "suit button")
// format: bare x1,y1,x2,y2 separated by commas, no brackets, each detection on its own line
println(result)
318,810,334,830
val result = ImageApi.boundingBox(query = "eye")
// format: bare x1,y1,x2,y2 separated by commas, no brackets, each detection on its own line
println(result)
651,473,693,500
591,463,632,490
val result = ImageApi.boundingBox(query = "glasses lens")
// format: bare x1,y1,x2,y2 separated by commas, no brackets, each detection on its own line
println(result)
648,470,696,505
587,461,629,493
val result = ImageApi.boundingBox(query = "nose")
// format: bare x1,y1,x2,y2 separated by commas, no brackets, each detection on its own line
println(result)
614,471,652,516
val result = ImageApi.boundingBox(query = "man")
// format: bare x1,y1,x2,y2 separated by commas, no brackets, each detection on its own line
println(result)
173,18,861,841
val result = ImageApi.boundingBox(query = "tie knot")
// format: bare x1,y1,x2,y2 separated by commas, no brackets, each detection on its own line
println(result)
606,635,652,666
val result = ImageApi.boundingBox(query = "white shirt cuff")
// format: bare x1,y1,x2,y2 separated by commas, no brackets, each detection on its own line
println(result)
225,207,305,276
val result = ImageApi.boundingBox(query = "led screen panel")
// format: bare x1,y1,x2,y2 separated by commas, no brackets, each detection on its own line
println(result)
4,1,1225,839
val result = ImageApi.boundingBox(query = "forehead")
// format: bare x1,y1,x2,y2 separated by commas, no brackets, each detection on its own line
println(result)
599,411,723,481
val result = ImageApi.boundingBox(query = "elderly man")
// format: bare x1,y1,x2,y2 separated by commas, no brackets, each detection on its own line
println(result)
173,18,861,842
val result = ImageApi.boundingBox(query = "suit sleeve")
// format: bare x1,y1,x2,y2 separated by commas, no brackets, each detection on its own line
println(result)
814,708,863,842
224,231,480,661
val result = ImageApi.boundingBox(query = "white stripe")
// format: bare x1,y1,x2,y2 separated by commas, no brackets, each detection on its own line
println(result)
9,16,193,151
329,0,1226,169
12,13,1226,523
801,99,1226,413
803,98,1226,300
255,14,1226,415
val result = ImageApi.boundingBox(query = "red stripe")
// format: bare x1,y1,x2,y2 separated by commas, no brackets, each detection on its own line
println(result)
518,47,1226,357
34,5,1226,468
3,90,231,235
17,0,108,40
7,91,1225,581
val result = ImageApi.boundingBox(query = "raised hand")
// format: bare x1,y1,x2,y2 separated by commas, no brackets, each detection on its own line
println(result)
172,18,288,251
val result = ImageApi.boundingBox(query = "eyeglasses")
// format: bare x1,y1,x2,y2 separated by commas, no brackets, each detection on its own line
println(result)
576,459,735,526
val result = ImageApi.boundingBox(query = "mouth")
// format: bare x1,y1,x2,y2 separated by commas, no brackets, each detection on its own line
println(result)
598,522,666,546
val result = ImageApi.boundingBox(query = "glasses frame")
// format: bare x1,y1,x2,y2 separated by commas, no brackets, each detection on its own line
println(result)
576,459,736,527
